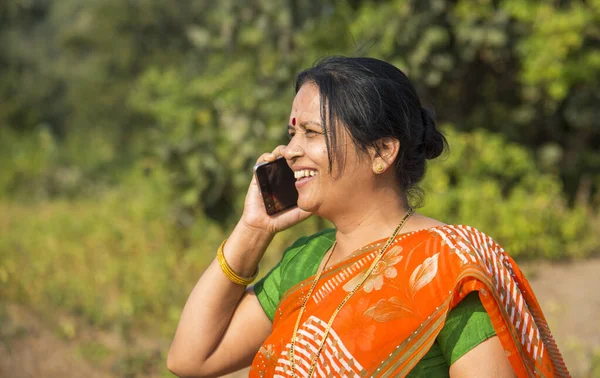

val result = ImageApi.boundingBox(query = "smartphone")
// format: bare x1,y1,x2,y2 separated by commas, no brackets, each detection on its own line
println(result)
254,157,298,215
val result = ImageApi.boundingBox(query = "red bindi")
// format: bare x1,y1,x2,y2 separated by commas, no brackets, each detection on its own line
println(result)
292,117,296,126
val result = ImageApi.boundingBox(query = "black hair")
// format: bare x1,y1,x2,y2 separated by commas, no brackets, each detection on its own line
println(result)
295,56,447,206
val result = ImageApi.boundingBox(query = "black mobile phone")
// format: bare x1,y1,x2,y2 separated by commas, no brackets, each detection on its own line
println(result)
254,157,298,215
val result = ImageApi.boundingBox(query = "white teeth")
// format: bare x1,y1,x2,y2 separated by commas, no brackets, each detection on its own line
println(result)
294,170,317,179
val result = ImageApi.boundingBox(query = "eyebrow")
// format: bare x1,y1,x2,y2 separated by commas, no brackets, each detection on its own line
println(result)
287,120,323,130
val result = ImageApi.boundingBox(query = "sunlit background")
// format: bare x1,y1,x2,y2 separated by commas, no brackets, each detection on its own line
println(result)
1,0,599,377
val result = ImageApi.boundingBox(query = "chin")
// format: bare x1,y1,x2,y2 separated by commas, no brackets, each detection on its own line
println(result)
296,199,321,215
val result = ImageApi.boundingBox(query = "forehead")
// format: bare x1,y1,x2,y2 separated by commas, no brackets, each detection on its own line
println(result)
290,83,321,119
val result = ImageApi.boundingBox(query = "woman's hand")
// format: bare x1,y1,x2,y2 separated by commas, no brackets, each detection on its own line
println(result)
240,145,312,236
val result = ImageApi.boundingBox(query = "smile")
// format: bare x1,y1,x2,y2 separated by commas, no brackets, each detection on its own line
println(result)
294,169,317,180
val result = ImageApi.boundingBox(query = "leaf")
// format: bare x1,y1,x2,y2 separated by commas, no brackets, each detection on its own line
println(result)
364,297,414,322
384,245,404,266
343,272,367,292
409,253,440,294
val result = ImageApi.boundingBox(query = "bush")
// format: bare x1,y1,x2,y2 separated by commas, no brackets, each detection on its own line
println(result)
421,125,599,259
0,127,123,201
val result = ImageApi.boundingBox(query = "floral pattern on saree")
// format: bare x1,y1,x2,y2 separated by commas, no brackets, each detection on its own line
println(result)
250,225,570,378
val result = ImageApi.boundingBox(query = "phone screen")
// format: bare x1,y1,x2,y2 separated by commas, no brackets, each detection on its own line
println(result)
254,158,298,215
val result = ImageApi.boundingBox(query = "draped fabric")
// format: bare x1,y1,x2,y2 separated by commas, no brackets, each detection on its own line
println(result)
250,225,570,377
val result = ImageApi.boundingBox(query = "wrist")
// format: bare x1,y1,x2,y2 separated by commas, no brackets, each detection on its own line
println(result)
237,217,276,242
219,222,273,279
217,239,259,286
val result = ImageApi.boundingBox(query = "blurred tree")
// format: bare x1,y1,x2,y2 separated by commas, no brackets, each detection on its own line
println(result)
49,0,207,149
346,0,600,201
0,0,598,220
131,0,352,227
503,0,600,197
422,125,598,259
0,0,64,136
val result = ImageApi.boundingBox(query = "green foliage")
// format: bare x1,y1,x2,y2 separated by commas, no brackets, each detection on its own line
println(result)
422,126,599,259
504,0,600,100
1,166,180,334
0,127,55,197
0,126,122,200
126,1,354,225
2,0,599,205
77,340,111,365
129,66,272,225
345,0,599,198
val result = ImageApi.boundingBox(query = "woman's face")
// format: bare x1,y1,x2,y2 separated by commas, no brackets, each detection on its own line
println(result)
283,83,375,217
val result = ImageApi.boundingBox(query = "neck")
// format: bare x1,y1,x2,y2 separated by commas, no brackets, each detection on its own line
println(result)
327,188,411,260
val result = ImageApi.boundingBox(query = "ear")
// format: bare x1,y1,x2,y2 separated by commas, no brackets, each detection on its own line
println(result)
369,137,400,170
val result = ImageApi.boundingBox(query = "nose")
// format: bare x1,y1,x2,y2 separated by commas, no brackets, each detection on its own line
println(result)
281,142,303,162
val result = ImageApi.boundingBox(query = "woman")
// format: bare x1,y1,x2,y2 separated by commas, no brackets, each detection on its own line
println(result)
167,57,569,377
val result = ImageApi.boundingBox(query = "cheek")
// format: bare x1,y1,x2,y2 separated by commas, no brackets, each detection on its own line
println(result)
305,142,329,160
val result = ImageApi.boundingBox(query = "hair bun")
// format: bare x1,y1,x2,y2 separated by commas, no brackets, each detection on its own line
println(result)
420,107,447,160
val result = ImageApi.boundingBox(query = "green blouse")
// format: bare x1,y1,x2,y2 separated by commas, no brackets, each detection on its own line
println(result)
254,229,496,376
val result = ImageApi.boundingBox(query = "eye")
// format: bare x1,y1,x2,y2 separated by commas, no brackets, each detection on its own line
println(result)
304,129,322,137
287,124,296,140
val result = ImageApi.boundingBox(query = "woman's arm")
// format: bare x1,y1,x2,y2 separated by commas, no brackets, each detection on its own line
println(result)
166,223,274,378
449,335,516,378
438,292,516,377
167,147,311,378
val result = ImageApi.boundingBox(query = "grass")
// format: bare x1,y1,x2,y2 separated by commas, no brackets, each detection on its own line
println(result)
0,176,222,339
0,170,321,341
77,341,112,365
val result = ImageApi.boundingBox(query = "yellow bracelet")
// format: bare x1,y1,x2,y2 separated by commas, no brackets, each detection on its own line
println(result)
217,239,258,286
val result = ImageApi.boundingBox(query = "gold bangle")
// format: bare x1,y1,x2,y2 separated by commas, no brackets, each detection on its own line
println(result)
217,239,258,286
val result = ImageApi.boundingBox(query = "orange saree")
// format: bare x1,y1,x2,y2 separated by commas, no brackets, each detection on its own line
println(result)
250,225,570,377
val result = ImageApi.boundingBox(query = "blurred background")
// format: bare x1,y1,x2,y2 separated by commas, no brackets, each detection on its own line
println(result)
0,0,599,377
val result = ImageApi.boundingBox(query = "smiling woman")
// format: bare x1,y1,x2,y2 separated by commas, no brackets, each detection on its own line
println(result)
166,56,570,378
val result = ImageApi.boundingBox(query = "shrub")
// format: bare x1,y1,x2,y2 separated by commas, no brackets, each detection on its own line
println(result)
421,125,599,259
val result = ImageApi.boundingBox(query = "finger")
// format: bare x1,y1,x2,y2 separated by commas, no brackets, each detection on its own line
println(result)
291,208,312,222
249,171,259,186
272,205,312,222
282,209,312,226
255,152,278,165
270,145,287,158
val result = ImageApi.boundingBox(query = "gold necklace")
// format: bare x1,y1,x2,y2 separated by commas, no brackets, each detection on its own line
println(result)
289,208,414,377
